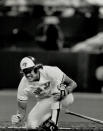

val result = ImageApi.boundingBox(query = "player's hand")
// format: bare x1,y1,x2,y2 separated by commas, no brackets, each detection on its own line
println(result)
11,114,21,125
52,92,61,101
57,84,68,100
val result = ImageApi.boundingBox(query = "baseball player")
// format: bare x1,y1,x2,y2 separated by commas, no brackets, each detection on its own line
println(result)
11,56,77,131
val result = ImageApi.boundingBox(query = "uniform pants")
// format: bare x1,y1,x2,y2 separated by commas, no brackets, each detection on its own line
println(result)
27,93,74,129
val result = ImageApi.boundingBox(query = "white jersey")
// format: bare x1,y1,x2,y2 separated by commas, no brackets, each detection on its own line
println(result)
17,66,64,101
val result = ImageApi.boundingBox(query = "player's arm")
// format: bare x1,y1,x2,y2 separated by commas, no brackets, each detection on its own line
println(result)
63,74,77,93
55,74,77,101
17,99,27,120
11,77,28,125
11,99,27,125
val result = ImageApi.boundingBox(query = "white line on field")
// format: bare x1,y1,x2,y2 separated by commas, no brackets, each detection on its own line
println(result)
0,126,72,130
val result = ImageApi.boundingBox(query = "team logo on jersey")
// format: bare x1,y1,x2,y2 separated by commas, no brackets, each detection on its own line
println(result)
33,87,43,95
31,81,51,96
44,82,50,90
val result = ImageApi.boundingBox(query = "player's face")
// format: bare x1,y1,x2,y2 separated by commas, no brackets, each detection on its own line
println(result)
23,67,40,82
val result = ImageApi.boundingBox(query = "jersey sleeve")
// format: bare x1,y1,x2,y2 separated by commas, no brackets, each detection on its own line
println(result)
44,66,64,84
17,77,29,101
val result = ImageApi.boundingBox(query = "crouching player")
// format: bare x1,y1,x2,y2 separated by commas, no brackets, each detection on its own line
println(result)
11,56,77,131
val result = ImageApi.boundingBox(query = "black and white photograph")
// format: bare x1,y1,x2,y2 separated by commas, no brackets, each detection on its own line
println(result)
0,0,103,131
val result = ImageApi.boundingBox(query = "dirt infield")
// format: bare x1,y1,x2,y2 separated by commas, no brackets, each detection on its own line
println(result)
0,125,103,131
0,90,103,130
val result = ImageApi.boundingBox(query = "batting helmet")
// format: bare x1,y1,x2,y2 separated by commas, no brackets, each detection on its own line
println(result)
20,56,36,70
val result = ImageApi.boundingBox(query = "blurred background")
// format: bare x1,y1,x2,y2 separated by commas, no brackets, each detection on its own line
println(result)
0,0,103,93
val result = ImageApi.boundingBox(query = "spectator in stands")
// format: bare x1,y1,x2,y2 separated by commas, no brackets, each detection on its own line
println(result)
35,16,64,51
5,0,31,16
70,32,103,53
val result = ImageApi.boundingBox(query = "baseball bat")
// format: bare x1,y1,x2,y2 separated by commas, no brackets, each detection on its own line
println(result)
65,110,103,125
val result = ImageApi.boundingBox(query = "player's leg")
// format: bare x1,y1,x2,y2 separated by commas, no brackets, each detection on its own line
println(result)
38,101,60,131
61,93,74,108
27,97,53,129
51,109,60,125
50,93,74,126
51,101,61,126
46,93,74,130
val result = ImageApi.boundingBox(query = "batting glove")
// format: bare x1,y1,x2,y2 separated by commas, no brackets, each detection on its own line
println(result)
57,84,68,100
52,92,62,101
52,84,68,101
11,114,22,125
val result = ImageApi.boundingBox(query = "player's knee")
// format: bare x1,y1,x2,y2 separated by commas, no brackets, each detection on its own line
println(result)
27,116,39,129
68,93,74,104
27,120,39,129
62,93,74,107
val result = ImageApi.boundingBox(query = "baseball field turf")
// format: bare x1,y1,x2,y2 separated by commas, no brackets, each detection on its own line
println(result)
0,90,103,130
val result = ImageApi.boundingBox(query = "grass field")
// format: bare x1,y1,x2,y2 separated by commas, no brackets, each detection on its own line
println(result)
0,90,103,130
